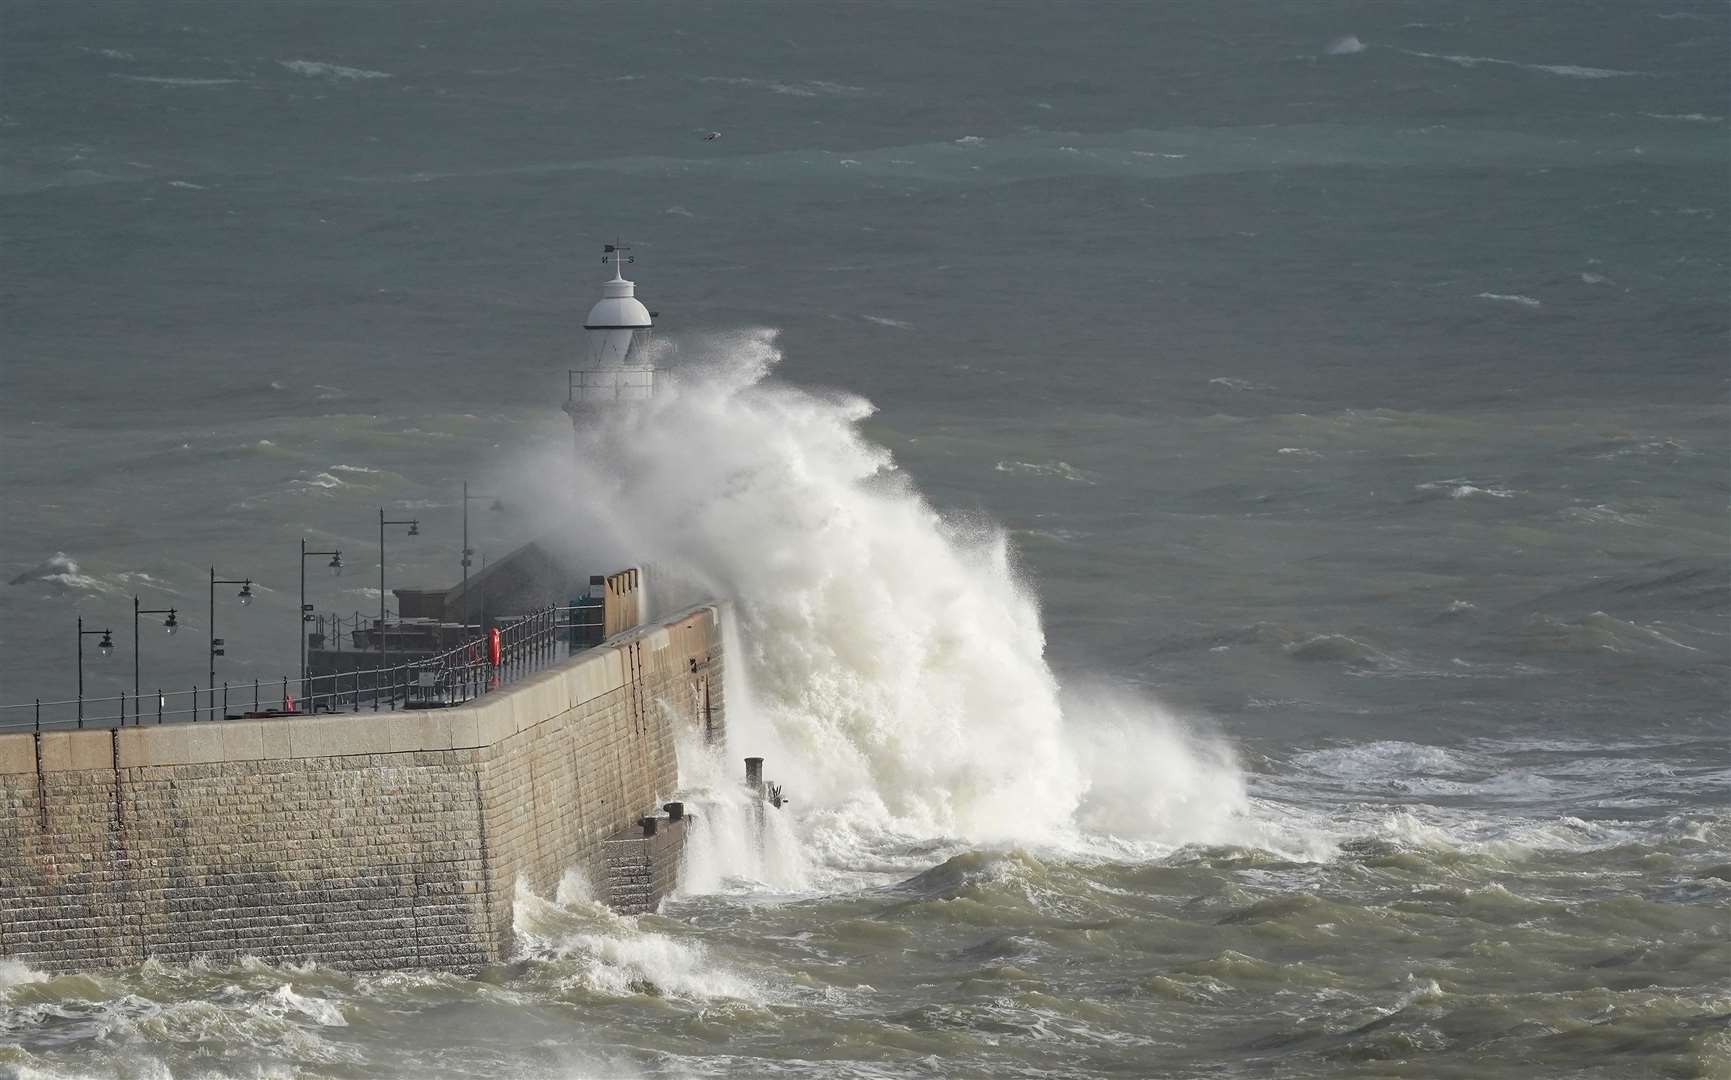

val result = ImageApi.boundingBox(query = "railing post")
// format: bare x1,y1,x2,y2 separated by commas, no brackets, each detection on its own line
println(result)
156,690,162,725
254,678,260,713
192,684,199,722
282,675,288,712
34,698,40,733
223,681,229,721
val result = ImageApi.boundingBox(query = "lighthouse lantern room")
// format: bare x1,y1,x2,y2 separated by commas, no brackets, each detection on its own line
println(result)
567,242,656,407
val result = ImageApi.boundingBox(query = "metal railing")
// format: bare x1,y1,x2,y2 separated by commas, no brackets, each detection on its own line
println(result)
568,366,655,403
0,605,602,733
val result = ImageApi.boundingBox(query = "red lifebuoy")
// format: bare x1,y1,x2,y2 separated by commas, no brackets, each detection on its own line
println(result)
488,627,502,666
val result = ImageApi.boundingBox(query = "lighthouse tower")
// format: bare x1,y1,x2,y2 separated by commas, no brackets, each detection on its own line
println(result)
565,243,656,415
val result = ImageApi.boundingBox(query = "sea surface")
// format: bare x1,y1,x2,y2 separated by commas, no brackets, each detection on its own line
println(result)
1,2,1727,1077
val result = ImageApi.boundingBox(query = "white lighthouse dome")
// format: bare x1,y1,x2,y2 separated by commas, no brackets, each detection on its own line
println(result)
583,275,652,330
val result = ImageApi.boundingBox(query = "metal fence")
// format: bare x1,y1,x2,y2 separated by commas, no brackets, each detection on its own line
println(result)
0,606,597,733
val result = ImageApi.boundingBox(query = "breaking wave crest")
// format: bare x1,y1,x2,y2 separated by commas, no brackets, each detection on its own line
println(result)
530,331,1255,858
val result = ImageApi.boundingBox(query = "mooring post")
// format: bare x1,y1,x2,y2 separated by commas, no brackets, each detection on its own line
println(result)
664,801,684,822
640,815,659,837
744,756,764,792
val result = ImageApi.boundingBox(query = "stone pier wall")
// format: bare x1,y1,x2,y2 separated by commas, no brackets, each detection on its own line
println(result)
0,603,724,973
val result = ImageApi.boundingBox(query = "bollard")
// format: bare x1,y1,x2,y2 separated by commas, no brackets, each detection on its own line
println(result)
744,757,764,792
640,815,659,837
664,801,684,822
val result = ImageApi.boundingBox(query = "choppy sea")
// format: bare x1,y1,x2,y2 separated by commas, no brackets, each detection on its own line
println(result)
1,2,1726,1077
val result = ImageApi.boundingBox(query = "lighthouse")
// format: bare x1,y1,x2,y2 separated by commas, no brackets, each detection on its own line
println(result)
565,243,656,416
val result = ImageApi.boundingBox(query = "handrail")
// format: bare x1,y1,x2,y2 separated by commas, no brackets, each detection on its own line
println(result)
0,604,604,733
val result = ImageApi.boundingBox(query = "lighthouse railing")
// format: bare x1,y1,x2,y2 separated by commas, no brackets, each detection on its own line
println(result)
568,366,655,403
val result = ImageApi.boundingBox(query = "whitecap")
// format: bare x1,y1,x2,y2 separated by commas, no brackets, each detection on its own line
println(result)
954,135,984,145
514,881,762,1003
6,552,121,595
1408,50,1638,78
860,314,912,329
994,460,1096,484
280,59,391,81
112,74,240,86
1417,478,1517,499
1327,35,1366,55
267,984,347,1027
1476,291,1541,308
0,959,49,993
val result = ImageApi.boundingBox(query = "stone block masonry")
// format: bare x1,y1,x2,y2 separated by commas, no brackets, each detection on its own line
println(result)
0,603,724,973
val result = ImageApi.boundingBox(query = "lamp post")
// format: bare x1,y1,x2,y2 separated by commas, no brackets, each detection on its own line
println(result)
75,616,114,728
132,597,177,726
209,568,254,721
378,509,420,688
460,482,503,638
300,539,343,710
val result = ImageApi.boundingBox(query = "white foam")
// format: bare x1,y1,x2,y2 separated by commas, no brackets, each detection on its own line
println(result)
0,959,49,993
1417,477,1517,499
515,879,762,1003
1409,50,1638,79
279,60,391,81
861,314,913,329
267,984,347,1027
993,460,1095,484
1476,291,1542,308
1327,35,1366,55
112,74,239,86
674,727,812,895
6,552,121,595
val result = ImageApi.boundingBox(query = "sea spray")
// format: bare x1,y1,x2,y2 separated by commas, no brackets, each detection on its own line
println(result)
672,724,811,894
526,330,1252,854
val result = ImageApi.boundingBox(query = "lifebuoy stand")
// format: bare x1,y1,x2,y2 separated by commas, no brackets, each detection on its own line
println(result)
488,627,502,667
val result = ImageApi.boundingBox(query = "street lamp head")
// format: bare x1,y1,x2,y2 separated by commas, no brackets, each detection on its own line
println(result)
97,631,114,657
237,581,254,606
407,521,420,537
329,552,344,576
163,609,178,635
